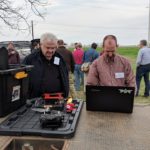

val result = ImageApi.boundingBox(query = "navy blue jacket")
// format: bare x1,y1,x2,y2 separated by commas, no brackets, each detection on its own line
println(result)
23,50,69,98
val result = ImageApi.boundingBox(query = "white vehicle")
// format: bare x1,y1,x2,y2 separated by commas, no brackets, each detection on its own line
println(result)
0,41,31,62
16,48,31,62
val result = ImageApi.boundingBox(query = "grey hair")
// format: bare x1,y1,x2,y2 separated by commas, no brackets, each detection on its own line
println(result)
140,40,147,46
40,33,57,43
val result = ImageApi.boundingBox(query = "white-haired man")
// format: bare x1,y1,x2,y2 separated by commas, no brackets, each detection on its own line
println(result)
23,33,69,98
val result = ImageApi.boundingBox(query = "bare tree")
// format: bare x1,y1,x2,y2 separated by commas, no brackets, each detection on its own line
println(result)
0,0,49,31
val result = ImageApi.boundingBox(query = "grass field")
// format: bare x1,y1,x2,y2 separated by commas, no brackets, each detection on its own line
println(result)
70,46,150,104
117,47,150,104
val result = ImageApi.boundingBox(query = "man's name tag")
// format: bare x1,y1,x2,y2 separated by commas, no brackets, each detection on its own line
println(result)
54,57,60,65
115,72,124,79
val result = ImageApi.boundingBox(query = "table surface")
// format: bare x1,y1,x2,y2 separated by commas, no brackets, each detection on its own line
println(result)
0,103,150,150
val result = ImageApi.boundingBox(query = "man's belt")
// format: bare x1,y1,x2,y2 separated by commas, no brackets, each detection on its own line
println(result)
140,63,150,67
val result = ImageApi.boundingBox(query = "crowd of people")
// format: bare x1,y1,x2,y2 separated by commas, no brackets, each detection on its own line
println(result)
3,33,150,98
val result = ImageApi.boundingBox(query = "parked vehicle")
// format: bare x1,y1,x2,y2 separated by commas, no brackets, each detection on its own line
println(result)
0,41,31,62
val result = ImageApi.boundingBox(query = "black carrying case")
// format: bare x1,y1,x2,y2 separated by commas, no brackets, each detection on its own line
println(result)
0,65,33,117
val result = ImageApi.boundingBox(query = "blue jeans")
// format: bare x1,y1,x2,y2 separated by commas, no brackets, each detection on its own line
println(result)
74,64,83,91
136,64,150,96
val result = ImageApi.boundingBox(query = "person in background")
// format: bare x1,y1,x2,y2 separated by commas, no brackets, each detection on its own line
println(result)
72,43,84,91
7,42,20,64
23,33,69,98
87,35,135,88
31,42,40,53
83,43,99,63
136,40,150,97
57,39,76,98
73,42,78,51
82,42,99,91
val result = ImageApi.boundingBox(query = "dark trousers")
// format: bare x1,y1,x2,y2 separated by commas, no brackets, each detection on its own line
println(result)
136,64,150,96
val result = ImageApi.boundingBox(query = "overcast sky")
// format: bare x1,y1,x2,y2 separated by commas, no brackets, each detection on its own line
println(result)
0,0,150,45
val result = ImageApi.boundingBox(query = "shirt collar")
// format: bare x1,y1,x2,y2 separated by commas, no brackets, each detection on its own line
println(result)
104,54,116,64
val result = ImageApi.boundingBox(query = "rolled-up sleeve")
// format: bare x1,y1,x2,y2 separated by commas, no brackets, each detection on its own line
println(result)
136,49,142,67
86,60,100,85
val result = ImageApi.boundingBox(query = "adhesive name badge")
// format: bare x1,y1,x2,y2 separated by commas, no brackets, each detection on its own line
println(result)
115,72,125,79
54,57,60,65
12,85,21,102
